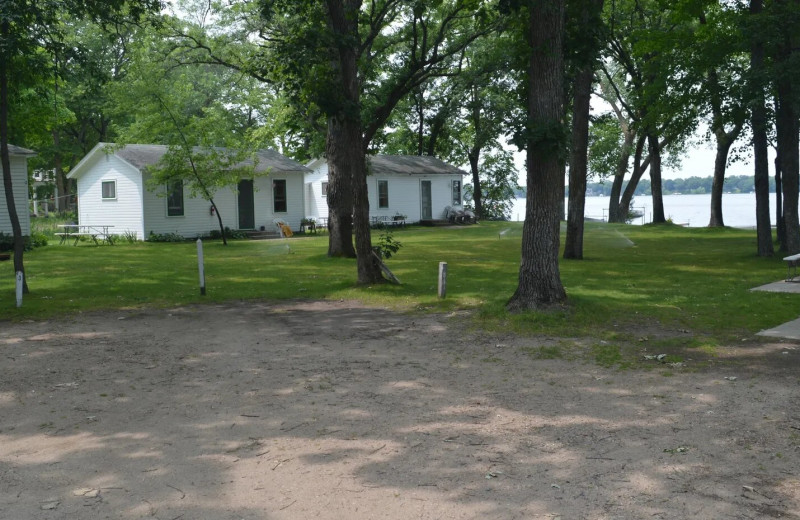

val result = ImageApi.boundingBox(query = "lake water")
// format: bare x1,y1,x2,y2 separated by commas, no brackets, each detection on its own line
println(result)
510,193,780,228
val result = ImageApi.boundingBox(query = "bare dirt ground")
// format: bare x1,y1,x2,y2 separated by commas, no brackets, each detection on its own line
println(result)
1,300,799,520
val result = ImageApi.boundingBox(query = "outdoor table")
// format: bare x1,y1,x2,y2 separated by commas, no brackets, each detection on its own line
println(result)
56,224,115,245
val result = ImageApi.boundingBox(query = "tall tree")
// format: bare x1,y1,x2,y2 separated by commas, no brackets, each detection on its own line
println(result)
773,0,800,253
603,0,697,224
0,0,161,293
112,26,262,243
259,0,494,283
564,0,605,259
748,0,773,256
507,0,568,311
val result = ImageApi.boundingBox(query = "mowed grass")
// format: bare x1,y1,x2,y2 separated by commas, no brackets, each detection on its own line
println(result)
1,221,796,344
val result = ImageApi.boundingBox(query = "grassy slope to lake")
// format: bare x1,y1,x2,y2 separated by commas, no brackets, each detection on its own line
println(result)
1,222,795,346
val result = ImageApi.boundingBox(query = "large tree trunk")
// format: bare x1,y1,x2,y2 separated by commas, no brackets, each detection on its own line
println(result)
607,129,634,222
564,0,604,257
776,155,784,247
325,117,357,258
325,0,382,283
507,0,567,311
707,133,737,227
648,132,666,223
775,3,800,254
467,148,483,218
564,62,593,259
617,134,647,222
324,0,359,260
0,23,28,293
750,0,773,256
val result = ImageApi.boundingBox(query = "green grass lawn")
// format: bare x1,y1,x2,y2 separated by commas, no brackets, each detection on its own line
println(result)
1,221,797,347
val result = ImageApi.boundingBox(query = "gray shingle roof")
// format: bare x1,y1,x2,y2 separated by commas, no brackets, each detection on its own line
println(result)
367,155,467,176
8,144,36,156
114,144,311,173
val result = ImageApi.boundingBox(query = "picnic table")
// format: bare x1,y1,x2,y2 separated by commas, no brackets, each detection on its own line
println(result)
56,224,115,246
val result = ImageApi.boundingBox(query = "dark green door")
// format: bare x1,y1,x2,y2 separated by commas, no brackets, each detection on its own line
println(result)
238,179,255,229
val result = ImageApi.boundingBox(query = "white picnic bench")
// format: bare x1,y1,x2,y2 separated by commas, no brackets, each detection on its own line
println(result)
56,224,115,246
783,253,800,282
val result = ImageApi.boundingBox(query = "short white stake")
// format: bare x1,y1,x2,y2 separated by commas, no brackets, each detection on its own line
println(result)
438,262,447,299
197,239,206,296
15,271,23,308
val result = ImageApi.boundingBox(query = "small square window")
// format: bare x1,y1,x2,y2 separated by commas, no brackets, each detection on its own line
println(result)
101,180,116,200
321,181,329,197
378,180,389,208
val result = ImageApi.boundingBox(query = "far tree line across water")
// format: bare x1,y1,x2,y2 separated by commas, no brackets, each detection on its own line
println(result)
514,175,776,199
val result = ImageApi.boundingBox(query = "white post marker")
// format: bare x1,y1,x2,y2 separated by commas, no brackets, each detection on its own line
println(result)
15,271,23,308
197,239,206,295
438,262,447,299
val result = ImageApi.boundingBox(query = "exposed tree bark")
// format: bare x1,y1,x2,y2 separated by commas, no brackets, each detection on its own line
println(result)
565,0,605,259
507,0,567,311
705,69,744,227
775,0,800,253
564,64,593,259
0,20,29,293
647,132,666,223
325,0,382,283
607,128,634,222
707,125,741,227
616,134,648,222
776,154,784,247
467,148,482,218
324,0,360,260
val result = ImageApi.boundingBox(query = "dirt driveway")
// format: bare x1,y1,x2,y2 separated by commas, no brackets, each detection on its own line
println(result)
1,300,799,519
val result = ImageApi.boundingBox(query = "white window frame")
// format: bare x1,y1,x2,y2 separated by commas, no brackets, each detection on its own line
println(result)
321,181,329,197
101,180,117,200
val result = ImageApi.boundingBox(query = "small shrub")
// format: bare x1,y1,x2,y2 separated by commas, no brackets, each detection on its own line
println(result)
147,231,186,242
0,232,47,251
28,232,48,249
121,230,139,243
0,232,13,252
373,230,402,259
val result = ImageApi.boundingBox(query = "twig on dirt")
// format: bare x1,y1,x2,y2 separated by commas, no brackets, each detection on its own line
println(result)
369,444,386,455
586,457,615,461
240,414,260,418
280,422,308,432
272,458,291,470
256,450,270,457
166,484,185,499
169,515,185,520
279,500,297,510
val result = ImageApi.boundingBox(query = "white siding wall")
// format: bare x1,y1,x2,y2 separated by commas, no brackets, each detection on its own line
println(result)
142,171,237,239
0,156,31,235
303,164,329,220
76,154,144,238
366,174,464,222
142,172,307,238
252,174,305,232
305,161,464,223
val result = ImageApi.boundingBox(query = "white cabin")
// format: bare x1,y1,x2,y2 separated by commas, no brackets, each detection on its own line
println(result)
0,145,34,236
305,155,467,223
68,143,311,240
